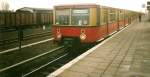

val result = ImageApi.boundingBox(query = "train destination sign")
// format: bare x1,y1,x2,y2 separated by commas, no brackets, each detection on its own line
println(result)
73,9,88,14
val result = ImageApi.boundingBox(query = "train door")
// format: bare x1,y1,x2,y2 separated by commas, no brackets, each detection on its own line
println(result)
100,6,109,38
117,10,120,30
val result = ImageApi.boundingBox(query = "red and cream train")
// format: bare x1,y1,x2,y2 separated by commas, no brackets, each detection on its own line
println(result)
52,4,139,46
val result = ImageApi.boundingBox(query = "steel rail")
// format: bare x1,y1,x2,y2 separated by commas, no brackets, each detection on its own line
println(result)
0,31,51,46
0,38,54,55
23,32,52,40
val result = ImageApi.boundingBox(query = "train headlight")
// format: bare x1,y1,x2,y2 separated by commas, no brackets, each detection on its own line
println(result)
56,28,61,39
80,29,86,40
80,33,86,40
57,33,62,39
57,28,60,33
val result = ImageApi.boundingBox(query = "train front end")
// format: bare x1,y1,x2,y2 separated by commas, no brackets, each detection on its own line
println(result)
52,4,100,46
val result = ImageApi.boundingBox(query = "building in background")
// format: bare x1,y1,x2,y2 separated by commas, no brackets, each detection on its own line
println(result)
16,7,52,13
0,0,9,11
147,1,150,10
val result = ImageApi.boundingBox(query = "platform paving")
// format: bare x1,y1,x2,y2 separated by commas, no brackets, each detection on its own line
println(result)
48,16,150,77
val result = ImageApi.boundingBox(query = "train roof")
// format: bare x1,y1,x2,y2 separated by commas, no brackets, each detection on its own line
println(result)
54,3,142,13
16,7,52,13
55,4,99,9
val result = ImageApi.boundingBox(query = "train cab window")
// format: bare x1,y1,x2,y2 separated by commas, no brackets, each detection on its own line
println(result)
71,9,89,26
108,9,117,23
55,9,70,25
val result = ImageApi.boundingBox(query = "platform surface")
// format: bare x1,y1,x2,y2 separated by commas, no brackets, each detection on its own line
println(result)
48,16,150,77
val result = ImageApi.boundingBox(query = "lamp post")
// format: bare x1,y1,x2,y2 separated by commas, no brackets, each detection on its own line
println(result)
147,1,150,21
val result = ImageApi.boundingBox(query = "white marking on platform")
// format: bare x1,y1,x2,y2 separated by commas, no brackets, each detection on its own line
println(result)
109,31,118,36
119,26,124,29
0,38,54,54
47,23,132,77
125,24,129,26
97,38,105,42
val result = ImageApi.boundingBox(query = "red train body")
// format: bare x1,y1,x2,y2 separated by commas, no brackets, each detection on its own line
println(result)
52,4,138,46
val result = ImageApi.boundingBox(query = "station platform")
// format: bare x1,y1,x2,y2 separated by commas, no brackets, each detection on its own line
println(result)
48,16,150,77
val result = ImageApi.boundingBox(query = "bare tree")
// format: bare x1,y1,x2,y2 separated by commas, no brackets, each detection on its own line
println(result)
0,0,9,11
5,2,9,10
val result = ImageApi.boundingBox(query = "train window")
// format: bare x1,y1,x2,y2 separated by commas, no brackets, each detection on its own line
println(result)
100,8,107,25
124,11,128,19
71,9,89,26
55,9,70,25
119,10,124,20
108,9,117,23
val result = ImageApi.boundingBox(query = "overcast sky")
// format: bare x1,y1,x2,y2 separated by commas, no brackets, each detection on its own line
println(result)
9,0,147,12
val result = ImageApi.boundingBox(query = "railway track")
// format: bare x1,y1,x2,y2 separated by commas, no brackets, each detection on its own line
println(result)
0,42,93,77
0,46,65,77
22,45,94,77
0,45,92,77
0,31,51,47
0,38,53,55
24,32,52,40
0,31,53,52
22,53,68,77
21,49,88,77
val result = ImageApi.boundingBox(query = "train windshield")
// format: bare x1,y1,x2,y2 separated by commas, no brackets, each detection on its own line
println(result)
55,8,89,26
71,9,89,26
55,9,70,25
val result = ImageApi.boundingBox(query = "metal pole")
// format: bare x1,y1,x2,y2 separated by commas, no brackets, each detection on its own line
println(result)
18,27,23,51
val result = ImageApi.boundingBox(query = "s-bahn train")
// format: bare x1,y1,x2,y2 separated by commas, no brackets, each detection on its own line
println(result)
52,4,139,47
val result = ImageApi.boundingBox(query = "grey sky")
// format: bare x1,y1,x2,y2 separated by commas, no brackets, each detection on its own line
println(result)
9,0,147,12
